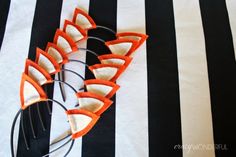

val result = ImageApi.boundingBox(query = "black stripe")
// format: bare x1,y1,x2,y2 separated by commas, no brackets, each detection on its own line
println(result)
82,1,117,157
199,0,236,156
17,0,63,156
145,0,182,156
0,0,11,51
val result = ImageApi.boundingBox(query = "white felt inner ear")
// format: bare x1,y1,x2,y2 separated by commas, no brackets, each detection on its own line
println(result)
38,54,56,74
23,81,40,107
78,98,104,113
108,42,132,56
86,84,113,97
68,114,92,134
28,66,47,85
119,35,141,41
75,14,92,29
93,67,118,81
101,58,125,65
47,47,63,64
65,25,84,41
57,36,72,53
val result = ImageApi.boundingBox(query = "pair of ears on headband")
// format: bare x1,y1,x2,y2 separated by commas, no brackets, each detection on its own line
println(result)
72,8,149,43
54,28,148,57
53,8,148,56
20,72,119,115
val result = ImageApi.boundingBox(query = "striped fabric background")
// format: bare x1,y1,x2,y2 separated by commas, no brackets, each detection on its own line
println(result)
0,0,235,157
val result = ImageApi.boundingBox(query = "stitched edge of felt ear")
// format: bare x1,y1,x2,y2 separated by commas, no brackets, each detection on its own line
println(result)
88,64,127,82
72,8,96,30
98,54,133,68
20,73,47,110
84,79,120,99
53,29,78,54
45,42,69,64
76,92,113,115
105,39,139,57
35,47,61,74
25,59,53,85
116,32,148,50
66,109,99,139
63,20,87,42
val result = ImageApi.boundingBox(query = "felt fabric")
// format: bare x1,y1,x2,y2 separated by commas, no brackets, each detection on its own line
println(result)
76,92,113,115
84,79,120,98
53,29,78,54
45,42,69,65
35,48,60,74
63,20,87,42
72,8,96,30
20,73,47,110
66,109,99,139
105,39,138,56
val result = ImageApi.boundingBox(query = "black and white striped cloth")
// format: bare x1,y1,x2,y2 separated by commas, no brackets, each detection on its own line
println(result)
0,0,235,156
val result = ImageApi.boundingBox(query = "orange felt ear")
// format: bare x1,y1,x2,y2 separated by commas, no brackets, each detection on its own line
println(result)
76,92,113,115
53,29,78,54
35,47,60,74
98,54,132,68
84,79,120,99
45,42,69,64
89,64,126,82
116,32,148,50
24,59,53,85
66,109,99,139
105,39,139,57
63,20,87,42
20,73,47,110
72,8,96,30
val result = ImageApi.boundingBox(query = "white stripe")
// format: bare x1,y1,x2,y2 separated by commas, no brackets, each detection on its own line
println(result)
0,0,36,156
116,0,149,157
49,0,90,156
226,0,236,60
173,0,215,156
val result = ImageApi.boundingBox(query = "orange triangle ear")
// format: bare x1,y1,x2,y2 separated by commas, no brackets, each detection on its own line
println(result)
24,59,53,85
53,29,78,54
63,20,87,42
84,79,120,99
66,109,99,139
105,39,139,57
116,32,148,50
35,47,60,74
76,92,113,115
89,64,126,82
72,8,96,30
20,73,47,110
45,42,69,64
98,54,132,68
